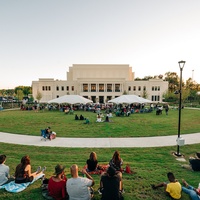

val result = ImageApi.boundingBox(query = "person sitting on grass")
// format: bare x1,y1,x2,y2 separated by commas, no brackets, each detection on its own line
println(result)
75,114,79,120
80,114,85,120
108,112,113,117
0,154,15,186
196,152,200,159
104,116,110,122
151,172,181,200
182,155,200,171
48,164,68,200
66,164,94,200
86,152,98,172
84,118,90,124
109,151,123,172
99,166,124,200
182,179,200,200
96,114,102,122
15,155,46,183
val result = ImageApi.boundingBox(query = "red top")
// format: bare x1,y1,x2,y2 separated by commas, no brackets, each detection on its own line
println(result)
48,176,67,200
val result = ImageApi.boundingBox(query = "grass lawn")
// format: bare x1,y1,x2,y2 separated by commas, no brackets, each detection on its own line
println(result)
0,109,199,137
0,143,200,200
0,109,200,199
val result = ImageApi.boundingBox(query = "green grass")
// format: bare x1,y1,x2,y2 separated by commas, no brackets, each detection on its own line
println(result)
0,109,200,137
0,109,200,199
0,143,200,200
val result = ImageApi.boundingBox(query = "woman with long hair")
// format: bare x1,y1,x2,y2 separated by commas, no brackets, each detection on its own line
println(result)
15,155,46,183
109,151,123,171
86,152,98,172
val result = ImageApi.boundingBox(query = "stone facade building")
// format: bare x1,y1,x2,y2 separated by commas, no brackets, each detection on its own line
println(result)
32,64,168,103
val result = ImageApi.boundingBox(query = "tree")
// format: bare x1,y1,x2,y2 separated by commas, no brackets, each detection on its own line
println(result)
158,74,163,79
123,90,128,95
182,88,190,103
36,90,42,102
23,86,32,96
185,78,200,102
164,72,179,92
15,86,32,97
17,90,24,100
142,90,148,99
135,76,154,81
163,91,178,102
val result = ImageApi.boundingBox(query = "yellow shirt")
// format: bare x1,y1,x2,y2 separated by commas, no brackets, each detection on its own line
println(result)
166,182,181,199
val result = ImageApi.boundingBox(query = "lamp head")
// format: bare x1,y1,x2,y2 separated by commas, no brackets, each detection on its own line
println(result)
178,60,186,70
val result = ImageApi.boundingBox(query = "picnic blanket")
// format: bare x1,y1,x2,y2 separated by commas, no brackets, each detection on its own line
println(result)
83,165,109,175
0,173,44,193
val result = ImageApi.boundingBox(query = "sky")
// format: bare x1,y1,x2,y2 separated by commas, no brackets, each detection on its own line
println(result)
0,0,200,89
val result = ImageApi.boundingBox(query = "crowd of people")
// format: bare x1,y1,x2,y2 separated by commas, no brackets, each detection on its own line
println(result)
1,151,200,199
0,151,125,200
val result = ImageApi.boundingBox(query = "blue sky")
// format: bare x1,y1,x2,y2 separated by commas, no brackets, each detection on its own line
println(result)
0,0,200,89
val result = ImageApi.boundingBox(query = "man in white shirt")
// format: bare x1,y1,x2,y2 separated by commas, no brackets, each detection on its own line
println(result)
66,164,94,200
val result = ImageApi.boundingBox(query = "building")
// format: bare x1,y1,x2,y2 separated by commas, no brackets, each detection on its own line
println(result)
32,64,168,103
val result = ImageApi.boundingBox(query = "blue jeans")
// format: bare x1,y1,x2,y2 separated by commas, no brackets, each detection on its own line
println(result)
182,185,200,200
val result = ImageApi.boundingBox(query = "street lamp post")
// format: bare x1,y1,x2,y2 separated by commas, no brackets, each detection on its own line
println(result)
175,60,186,156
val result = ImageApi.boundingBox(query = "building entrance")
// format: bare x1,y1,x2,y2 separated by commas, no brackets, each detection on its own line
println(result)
99,96,104,103
91,96,96,103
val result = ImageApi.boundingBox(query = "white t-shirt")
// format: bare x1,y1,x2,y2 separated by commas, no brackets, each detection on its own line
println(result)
66,177,93,200
0,164,9,186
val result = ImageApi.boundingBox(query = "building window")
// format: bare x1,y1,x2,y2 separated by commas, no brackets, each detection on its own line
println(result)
107,96,112,101
158,86,160,91
83,84,88,92
42,86,51,91
133,86,136,91
151,95,160,102
61,86,64,91
107,84,112,92
57,95,59,98
91,84,96,92
143,86,146,91
72,86,74,91
152,86,154,91
128,86,131,91
99,84,104,92
115,84,120,92
56,86,59,91
66,86,69,91
138,86,141,91
155,86,157,91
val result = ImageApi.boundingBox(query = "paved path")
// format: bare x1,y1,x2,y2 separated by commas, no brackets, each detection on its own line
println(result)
0,132,200,148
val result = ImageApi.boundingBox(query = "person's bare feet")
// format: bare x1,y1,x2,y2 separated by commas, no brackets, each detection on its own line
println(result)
182,179,189,187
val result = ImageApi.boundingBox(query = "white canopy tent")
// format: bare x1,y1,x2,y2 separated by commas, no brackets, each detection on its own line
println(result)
48,95,93,105
108,95,152,104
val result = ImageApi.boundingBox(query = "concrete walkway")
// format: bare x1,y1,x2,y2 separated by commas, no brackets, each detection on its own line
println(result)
0,132,200,148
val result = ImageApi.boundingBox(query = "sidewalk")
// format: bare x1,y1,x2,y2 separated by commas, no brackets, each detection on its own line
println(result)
0,132,200,148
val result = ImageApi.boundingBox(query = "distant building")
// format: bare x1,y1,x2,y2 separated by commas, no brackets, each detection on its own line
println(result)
32,64,168,103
